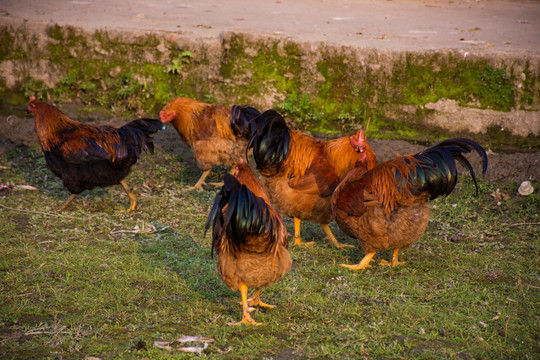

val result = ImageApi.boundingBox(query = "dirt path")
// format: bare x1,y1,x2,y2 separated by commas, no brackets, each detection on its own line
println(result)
1,111,538,185
1,0,539,55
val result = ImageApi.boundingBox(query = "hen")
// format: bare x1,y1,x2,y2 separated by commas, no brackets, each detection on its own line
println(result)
247,110,376,248
331,138,488,270
159,97,260,190
27,96,163,212
205,159,291,325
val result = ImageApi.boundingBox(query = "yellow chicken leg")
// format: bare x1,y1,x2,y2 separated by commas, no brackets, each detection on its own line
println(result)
120,180,137,212
228,282,261,326
247,289,275,309
209,167,237,187
293,217,314,246
59,193,78,212
342,251,377,270
321,224,354,249
380,249,405,267
185,169,211,191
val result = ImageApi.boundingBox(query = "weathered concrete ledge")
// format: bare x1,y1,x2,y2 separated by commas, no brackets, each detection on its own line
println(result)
1,18,539,150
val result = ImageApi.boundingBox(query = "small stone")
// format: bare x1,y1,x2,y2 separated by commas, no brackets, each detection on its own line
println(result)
518,181,534,196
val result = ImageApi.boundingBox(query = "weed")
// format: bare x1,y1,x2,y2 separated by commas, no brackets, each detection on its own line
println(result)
476,66,515,111
0,115,538,359
165,51,193,75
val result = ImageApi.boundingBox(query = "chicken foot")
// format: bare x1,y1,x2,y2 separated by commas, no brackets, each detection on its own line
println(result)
247,289,275,309
185,170,211,191
59,193,78,211
321,224,354,249
228,282,262,326
293,218,314,246
120,180,137,212
341,251,377,270
206,167,236,188
379,249,405,267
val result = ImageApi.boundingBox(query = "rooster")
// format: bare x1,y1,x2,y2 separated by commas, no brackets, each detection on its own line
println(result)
331,138,488,270
205,159,291,326
247,110,376,248
159,97,260,190
27,97,164,212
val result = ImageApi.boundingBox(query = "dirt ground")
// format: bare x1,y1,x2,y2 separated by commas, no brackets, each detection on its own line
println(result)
1,109,538,186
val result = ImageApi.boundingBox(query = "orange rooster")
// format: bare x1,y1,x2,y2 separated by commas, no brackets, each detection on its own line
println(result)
159,97,260,190
332,138,488,270
247,110,376,248
205,159,291,326
27,97,164,212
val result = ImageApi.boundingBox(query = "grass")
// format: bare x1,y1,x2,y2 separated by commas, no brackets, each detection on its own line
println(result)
0,129,539,359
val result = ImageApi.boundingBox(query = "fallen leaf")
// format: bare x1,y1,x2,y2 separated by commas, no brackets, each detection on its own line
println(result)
110,221,157,234
14,185,39,191
491,188,510,202
154,335,214,354
154,340,173,351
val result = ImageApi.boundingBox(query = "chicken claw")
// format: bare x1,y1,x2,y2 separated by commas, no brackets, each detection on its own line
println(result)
185,170,211,191
380,249,404,267
229,283,265,326
294,235,314,246
227,314,262,326
208,181,225,187
341,251,376,270
321,224,354,249
247,290,275,308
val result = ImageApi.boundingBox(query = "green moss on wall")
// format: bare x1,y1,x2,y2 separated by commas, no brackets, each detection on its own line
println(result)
391,54,516,112
220,34,303,103
1,24,538,152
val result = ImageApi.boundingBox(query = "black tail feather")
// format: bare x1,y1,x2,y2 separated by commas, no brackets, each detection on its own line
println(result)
411,138,488,200
230,105,261,137
204,174,277,258
247,110,291,175
119,118,164,155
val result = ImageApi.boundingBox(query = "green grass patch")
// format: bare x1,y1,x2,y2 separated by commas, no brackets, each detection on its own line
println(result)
0,126,538,359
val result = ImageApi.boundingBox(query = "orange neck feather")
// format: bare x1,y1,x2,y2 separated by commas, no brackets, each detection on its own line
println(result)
162,97,235,141
33,101,120,161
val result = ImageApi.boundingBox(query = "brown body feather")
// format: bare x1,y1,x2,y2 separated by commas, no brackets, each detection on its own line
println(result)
27,97,163,211
206,161,291,325
333,160,430,255
263,129,376,225
32,100,122,161
332,138,487,269
160,97,253,173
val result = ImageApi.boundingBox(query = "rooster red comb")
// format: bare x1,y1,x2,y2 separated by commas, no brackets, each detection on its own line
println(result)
357,129,366,144
351,129,366,146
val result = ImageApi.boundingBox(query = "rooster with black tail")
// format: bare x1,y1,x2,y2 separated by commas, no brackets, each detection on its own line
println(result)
248,110,376,249
27,97,164,212
331,138,488,270
205,159,291,325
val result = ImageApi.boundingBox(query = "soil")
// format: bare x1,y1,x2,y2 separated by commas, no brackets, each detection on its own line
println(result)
1,108,538,185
